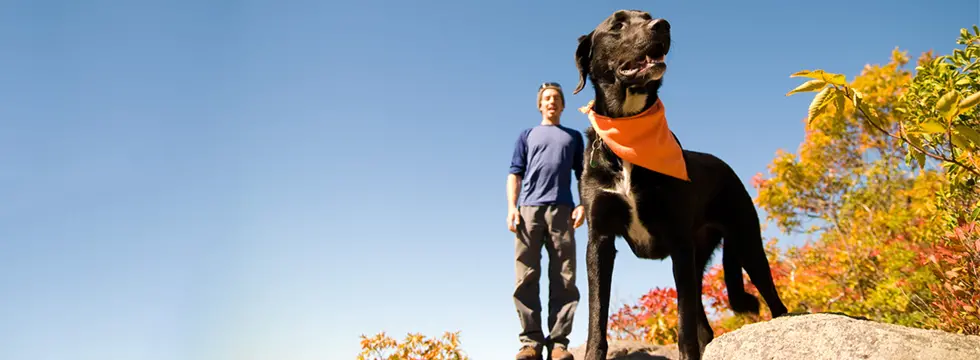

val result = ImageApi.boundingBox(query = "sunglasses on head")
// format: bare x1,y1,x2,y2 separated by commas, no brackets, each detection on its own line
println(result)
539,82,562,90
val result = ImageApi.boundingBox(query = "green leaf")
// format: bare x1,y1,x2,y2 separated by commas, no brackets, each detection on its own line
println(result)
787,79,828,96
920,120,947,133
957,91,980,110
962,28,970,38
954,124,980,146
971,203,980,222
956,77,973,86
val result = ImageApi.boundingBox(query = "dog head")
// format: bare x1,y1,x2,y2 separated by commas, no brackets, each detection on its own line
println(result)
573,10,671,117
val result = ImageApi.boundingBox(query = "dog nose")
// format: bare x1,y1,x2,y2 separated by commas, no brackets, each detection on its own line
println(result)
649,18,670,33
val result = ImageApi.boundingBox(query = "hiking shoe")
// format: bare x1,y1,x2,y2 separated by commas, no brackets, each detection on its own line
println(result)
550,345,573,360
516,345,543,360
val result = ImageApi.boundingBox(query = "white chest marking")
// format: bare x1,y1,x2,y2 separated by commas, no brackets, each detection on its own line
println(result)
621,92,648,116
600,160,654,250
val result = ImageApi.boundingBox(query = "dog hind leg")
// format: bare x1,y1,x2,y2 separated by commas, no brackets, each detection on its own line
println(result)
724,188,788,318
735,228,788,318
722,238,761,315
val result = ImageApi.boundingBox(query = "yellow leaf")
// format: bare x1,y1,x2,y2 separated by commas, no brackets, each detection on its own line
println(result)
920,120,947,133
954,124,980,146
790,69,847,85
907,132,923,148
834,92,846,119
958,91,980,110
787,79,828,96
823,73,848,85
808,87,835,123
914,151,927,169
851,92,881,125
936,90,962,119
951,133,972,150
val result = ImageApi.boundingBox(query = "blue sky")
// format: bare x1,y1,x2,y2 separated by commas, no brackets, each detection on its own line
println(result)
0,0,975,359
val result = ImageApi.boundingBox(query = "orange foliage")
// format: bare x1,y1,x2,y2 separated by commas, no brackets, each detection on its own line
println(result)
923,222,980,334
357,331,469,360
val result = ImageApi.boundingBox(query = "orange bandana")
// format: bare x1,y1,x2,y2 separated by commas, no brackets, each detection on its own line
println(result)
579,98,689,181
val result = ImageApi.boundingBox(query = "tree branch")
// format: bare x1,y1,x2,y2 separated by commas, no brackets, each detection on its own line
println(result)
847,90,980,177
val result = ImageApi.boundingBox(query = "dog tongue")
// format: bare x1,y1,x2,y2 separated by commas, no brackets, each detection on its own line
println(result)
628,58,647,70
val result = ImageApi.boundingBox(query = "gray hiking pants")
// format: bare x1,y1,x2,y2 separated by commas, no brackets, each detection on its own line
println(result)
514,204,580,349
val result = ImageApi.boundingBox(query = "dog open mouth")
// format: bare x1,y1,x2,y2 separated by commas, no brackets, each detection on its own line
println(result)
618,54,666,78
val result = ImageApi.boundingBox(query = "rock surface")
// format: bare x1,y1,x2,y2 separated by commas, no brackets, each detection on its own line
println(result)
568,339,678,360
703,312,980,360
567,313,980,359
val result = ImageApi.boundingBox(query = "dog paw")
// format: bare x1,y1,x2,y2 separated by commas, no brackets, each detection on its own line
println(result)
584,347,607,360
729,292,760,314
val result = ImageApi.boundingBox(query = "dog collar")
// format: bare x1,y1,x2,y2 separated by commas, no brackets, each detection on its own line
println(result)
579,99,690,181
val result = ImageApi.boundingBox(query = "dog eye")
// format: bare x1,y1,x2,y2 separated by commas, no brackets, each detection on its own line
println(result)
610,22,624,31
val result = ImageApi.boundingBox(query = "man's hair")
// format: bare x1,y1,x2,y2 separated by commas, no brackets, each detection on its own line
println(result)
537,83,565,110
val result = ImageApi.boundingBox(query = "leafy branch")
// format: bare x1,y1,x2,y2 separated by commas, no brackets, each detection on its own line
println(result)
786,67,980,178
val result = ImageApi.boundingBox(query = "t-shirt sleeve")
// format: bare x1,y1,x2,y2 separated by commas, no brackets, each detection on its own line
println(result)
509,128,531,177
573,130,584,182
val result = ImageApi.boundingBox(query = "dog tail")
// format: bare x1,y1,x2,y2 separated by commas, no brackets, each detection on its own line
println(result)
720,171,763,315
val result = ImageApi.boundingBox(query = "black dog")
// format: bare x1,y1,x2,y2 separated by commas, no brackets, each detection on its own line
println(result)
572,10,788,360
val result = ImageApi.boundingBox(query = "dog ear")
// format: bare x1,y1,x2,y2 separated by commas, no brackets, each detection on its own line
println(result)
573,31,593,95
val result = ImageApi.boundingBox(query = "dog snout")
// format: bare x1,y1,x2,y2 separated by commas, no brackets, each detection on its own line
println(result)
648,18,670,34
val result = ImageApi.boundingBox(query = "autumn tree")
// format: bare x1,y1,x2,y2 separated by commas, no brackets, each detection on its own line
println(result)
608,26,980,344
786,26,980,334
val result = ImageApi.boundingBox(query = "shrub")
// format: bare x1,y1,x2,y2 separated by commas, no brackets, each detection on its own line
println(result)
357,331,469,360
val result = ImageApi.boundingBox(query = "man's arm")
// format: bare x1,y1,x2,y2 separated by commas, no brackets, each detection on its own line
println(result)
506,129,530,231
571,131,586,227
507,173,522,209
508,128,531,206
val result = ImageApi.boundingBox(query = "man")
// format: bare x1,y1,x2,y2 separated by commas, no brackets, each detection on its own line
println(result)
506,82,585,360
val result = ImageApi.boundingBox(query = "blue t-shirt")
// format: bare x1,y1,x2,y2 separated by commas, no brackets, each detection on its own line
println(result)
509,124,584,207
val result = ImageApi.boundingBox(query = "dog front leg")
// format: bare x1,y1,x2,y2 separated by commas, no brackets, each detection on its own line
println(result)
584,227,616,360
671,224,703,360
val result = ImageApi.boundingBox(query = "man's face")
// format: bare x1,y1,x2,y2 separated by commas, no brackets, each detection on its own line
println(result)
539,88,563,118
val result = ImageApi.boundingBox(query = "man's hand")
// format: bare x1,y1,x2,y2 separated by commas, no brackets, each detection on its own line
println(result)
507,206,521,233
571,205,586,228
